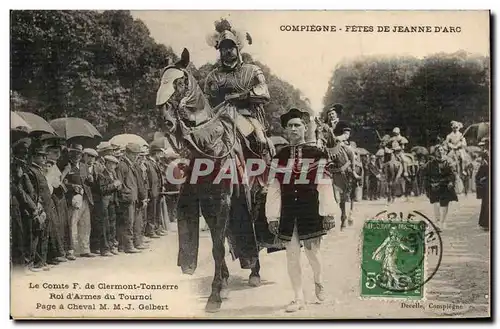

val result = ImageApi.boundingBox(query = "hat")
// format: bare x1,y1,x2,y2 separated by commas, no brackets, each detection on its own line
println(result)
451,121,463,129
83,148,98,157
326,103,344,116
478,137,489,146
97,141,114,154
12,137,31,151
392,127,400,134
125,143,143,154
280,108,310,128
138,145,148,156
104,155,119,164
31,144,48,156
150,144,164,154
68,144,83,153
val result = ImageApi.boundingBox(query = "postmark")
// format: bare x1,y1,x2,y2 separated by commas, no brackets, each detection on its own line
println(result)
360,210,443,298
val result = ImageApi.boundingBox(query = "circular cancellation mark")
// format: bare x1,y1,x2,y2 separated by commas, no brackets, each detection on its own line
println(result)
361,210,443,295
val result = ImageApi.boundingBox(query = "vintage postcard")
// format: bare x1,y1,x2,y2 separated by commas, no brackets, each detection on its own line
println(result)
9,10,490,319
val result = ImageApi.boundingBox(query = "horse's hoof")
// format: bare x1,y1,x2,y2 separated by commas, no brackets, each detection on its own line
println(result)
220,280,229,299
182,268,195,275
248,275,261,287
205,300,222,313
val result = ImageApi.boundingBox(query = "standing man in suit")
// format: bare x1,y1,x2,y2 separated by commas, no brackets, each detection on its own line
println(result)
144,145,165,238
115,143,142,253
133,147,149,249
65,144,95,258
28,143,56,271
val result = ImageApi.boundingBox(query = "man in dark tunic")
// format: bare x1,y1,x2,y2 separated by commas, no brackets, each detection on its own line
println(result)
266,108,336,313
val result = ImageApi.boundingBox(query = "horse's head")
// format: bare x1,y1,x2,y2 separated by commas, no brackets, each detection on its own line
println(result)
156,48,212,153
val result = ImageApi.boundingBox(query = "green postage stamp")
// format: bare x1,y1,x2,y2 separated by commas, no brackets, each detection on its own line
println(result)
361,220,426,298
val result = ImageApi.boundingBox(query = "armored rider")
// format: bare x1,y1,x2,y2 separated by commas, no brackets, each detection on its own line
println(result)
204,19,272,155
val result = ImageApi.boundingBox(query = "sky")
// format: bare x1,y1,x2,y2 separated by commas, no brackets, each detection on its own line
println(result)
131,10,489,113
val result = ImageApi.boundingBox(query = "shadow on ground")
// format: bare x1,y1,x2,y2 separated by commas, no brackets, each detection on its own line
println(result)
193,275,276,297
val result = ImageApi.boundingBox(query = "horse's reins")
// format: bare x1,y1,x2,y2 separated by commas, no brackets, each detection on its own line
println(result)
175,100,239,160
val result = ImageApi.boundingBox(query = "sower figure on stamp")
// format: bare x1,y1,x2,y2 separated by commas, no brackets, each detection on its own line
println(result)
266,108,336,313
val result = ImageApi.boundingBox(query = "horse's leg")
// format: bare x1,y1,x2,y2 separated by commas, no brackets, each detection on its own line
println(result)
177,185,200,275
202,190,231,313
340,199,347,230
347,181,354,226
249,259,261,287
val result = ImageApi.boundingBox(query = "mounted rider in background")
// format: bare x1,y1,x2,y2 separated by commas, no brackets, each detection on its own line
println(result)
445,120,468,176
389,127,409,177
315,103,360,180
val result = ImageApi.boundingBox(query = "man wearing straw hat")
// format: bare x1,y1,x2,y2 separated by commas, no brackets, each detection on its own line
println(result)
65,144,96,258
115,143,143,253
96,155,123,256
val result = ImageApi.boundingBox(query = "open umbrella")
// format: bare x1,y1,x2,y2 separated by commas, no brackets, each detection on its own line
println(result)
15,111,56,135
411,146,429,156
50,117,102,140
466,145,482,155
463,122,490,145
109,134,148,147
11,111,32,130
150,137,173,149
356,147,370,156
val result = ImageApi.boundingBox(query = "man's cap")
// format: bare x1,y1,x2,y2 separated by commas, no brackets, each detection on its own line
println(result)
280,107,310,128
150,144,164,153
68,144,83,153
104,155,119,164
478,137,490,146
83,148,98,157
325,103,344,115
97,141,115,154
12,137,31,151
392,127,400,134
30,144,48,156
125,143,143,154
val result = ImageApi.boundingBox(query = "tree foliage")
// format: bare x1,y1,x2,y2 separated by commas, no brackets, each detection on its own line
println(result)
11,10,310,141
321,51,489,150
11,10,177,140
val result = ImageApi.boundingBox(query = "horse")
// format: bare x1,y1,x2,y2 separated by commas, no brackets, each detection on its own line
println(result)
155,49,268,312
315,126,361,230
381,151,404,203
447,147,473,195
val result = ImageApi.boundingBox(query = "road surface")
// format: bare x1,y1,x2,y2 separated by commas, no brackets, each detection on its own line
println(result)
11,194,490,319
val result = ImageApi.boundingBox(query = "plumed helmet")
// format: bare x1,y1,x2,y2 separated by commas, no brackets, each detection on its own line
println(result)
206,18,252,50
